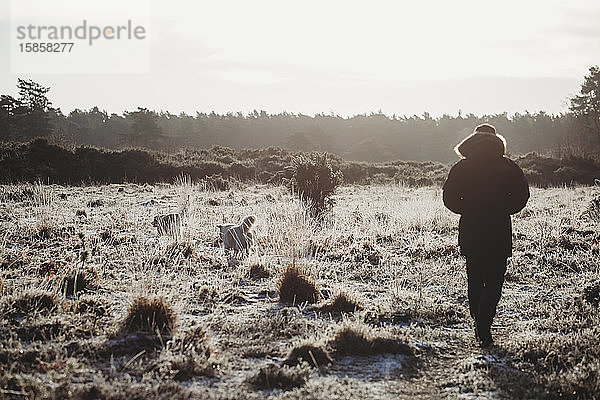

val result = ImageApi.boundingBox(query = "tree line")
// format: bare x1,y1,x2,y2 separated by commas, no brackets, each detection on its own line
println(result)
1,66,599,163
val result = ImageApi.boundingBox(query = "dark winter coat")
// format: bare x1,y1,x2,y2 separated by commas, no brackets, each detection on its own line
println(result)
443,133,530,257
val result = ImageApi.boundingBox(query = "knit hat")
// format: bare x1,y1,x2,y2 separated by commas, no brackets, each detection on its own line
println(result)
454,124,506,158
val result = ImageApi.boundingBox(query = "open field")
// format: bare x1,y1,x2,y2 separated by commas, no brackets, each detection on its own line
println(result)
0,181,599,399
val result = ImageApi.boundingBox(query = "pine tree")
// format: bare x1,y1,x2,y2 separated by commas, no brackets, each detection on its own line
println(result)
570,66,600,138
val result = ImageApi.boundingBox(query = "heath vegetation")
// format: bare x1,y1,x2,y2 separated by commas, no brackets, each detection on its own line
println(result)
0,178,599,398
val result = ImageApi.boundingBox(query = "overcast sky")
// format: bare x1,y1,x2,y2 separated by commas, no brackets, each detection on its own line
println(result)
1,0,599,117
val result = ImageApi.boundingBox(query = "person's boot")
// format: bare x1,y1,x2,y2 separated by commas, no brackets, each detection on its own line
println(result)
477,320,493,347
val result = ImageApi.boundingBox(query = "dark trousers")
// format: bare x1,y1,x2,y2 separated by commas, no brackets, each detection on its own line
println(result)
466,255,507,329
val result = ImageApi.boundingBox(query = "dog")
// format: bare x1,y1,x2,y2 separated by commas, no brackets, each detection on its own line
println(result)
152,213,182,236
218,215,256,257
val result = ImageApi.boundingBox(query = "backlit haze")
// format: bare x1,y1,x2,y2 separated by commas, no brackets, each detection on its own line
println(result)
1,0,599,116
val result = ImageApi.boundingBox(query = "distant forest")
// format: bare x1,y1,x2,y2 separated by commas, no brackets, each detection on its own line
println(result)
1,66,599,163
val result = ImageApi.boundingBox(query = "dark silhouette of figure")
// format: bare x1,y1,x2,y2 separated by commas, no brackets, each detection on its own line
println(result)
443,124,529,346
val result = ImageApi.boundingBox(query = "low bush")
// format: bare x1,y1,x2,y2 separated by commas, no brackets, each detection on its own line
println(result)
2,140,599,188
288,152,343,216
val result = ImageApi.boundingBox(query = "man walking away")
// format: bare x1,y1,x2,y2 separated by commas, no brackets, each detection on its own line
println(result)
443,123,529,347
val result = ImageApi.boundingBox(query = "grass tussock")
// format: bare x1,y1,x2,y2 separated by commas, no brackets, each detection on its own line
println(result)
278,265,320,304
583,282,600,306
60,268,98,296
74,296,109,316
285,343,333,368
39,260,65,277
166,242,195,259
329,325,414,358
87,199,104,207
247,263,271,280
120,296,177,336
513,327,600,398
313,293,363,313
35,224,56,240
161,326,218,381
4,291,57,315
196,285,219,303
247,363,309,390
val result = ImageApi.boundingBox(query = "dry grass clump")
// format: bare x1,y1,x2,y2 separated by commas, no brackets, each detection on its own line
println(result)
74,296,109,316
582,195,600,221
247,363,309,390
513,327,600,398
351,241,383,265
329,325,414,358
583,282,600,306
278,265,320,304
38,260,65,277
166,242,195,259
4,291,57,315
100,229,112,242
100,229,128,246
160,326,218,381
196,285,220,304
0,186,35,202
313,293,363,313
203,174,230,191
60,268,98,296
35,224,56,240
87,199,104,207
285,343,333,368
247,263,271,280
120,296,177,336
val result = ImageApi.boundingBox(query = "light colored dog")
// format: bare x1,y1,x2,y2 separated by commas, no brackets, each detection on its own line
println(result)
218,215,256,257
152,213,182,236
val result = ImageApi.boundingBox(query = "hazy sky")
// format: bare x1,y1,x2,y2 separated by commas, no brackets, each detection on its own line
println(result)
1,0,599,116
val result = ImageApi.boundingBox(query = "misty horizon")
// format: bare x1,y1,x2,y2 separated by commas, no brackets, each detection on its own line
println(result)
0,75,582,119
2,0,599,117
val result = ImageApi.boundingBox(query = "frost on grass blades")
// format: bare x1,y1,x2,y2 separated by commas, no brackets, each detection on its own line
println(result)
1,182,599,398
